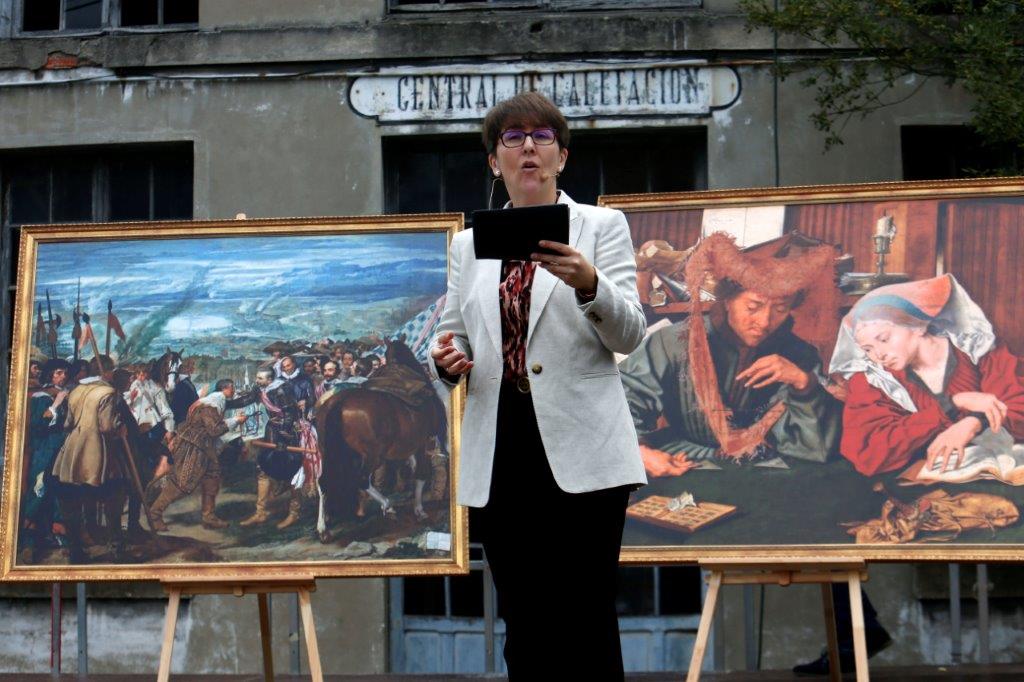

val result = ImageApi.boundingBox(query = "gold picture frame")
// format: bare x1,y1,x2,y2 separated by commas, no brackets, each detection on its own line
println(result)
1,214,468,581
600,177,1024,562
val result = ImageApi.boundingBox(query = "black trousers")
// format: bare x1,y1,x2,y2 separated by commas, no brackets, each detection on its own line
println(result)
830,584,889,651
472,381,631,680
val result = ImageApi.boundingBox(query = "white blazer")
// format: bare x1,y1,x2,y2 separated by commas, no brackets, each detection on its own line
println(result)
430,192,648,507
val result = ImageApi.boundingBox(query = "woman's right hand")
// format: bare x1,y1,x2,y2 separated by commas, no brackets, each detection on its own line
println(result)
926,416,983,472
952,391,1007,432
431,331,473,376
640,445,697,477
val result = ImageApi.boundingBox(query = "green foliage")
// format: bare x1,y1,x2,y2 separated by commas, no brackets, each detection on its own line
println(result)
740,0,1024,168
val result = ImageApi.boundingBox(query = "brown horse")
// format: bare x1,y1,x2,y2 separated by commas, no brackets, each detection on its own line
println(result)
315,338,448,539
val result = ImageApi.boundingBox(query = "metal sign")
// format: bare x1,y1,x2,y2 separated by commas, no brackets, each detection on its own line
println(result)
349,61,741,123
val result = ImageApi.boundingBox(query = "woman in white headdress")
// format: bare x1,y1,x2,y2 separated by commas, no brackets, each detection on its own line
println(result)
830,274,1024,477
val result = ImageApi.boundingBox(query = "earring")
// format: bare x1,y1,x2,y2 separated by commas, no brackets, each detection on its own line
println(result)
557,167,564,176
494,169,501,178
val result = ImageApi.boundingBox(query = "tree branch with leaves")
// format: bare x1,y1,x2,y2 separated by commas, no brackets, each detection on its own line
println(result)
741,0,1024,170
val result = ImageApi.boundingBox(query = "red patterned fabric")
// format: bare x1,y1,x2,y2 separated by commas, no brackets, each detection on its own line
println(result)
499,260,537,380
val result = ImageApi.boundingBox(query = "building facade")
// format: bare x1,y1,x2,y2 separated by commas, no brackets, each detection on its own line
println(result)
0,0,1015,675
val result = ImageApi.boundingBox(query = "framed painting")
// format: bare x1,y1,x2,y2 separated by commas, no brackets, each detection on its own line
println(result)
600,177,1024,562
1,214,468,581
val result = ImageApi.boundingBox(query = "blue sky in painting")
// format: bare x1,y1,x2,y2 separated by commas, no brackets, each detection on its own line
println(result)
33,232,448,360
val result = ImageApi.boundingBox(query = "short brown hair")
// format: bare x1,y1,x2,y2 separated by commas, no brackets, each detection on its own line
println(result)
481,91,570,154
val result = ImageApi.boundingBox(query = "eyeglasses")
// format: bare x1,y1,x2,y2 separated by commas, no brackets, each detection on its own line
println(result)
499,128,557,148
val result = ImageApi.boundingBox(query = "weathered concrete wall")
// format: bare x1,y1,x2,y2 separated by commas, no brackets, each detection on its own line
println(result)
716,563,1024,671
0,582,385,673
0,77,382,220
201,0,382,29
704,65,973,189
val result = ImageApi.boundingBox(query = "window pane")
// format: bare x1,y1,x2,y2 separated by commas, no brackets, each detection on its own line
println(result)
22,0,61,31
152,154,193,219
396,152,442,214
8,161,50,225
162,0,198,24
616,566,655,616
449,571,484,618
650,133,704,193
557,144,601,206
109,157,151,221
658,565,702,615
120,0,159,26
902,125,1017,180
52,159,94,222
443,150,488,215
602,142,650,196
65,0,103,29
402,576,447,616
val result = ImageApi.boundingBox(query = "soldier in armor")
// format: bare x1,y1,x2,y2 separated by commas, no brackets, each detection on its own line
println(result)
232,368,306,529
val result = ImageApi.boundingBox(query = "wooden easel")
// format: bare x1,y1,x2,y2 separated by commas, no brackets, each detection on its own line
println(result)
157,576,323,682
687,558,870,682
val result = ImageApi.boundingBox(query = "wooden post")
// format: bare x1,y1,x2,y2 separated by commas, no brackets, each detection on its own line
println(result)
157,587,181,682
686,570,722,682
298,587,324,682
157,577,320,681
821,583,842,682
685,558,870,682
848,570,870,682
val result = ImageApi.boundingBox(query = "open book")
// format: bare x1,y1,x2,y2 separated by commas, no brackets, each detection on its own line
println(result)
900,429,1024,486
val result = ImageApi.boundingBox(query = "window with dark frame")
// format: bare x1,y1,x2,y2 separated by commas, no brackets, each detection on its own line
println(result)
19,0,197,32
0,144,194,460
901,125,1020,181
120,0,198,27
384,128,707,620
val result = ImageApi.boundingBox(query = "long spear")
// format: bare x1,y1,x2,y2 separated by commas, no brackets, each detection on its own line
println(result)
45,290,58,359
35,303,44,348
105,300,112,358
71,279,81,363
81,312,106,372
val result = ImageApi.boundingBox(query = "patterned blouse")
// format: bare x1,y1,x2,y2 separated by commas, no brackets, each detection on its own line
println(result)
499,259,537,380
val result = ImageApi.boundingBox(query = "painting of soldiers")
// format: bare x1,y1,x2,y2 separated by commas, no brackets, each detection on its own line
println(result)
3,219,461,578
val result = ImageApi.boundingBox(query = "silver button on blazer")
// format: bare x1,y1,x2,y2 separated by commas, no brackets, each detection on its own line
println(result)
430,192,648,507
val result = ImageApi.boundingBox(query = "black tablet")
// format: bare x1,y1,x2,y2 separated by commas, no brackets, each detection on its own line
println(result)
471,203,570,261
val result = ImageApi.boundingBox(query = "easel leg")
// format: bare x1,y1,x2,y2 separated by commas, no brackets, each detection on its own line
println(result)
687,571,723,682
821,583,841,682
847,571,870,682
258,592,274,682
298,588,324,682
157,588,182,682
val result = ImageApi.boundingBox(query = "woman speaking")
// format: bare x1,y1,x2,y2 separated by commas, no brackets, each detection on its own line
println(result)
429,92,647,678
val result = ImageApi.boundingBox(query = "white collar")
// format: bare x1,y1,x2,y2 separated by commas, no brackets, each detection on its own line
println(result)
199,391,226,413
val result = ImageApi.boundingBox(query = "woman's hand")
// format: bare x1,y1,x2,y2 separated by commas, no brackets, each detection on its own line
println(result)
531,241,598,295
952,391,1007,432
735,354,811,392
926,416,983,472
640,445,698,477
431,331,473,376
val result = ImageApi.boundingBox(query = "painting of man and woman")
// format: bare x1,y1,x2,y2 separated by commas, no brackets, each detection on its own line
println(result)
605,179,1024,559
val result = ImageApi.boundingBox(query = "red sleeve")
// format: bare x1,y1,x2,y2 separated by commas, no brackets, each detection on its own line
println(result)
977,344,1024,440
840,373,953,476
